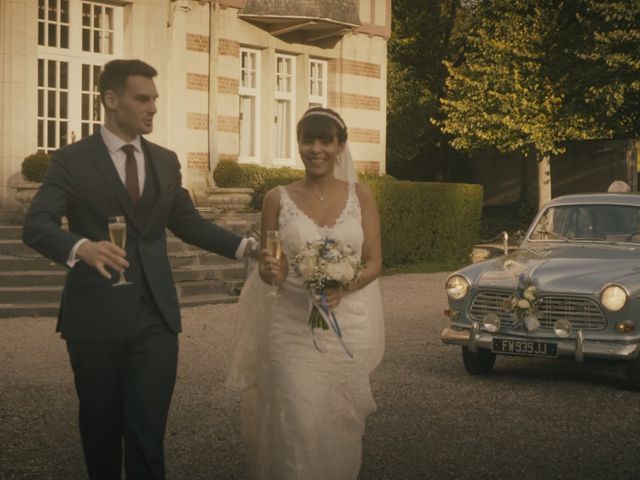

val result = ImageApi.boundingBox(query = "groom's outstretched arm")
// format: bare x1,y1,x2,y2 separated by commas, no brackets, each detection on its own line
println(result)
166,159,242,259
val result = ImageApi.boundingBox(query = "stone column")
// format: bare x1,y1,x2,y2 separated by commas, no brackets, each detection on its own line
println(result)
123,0,171,147
0,0,38,220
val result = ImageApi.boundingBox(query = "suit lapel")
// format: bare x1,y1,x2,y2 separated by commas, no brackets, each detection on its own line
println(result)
141,138,171,232
88,132,142,231
143,139,169,196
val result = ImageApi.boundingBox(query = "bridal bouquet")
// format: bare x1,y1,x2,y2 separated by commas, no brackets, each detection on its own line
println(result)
292,238,361,356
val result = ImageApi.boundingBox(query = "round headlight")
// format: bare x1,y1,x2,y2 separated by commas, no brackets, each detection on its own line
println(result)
601,284,628,312
553,319,572,338
483,313,501,332
446,275,470,300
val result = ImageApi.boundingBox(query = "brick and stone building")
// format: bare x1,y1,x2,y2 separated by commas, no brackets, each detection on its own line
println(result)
0,0,391,219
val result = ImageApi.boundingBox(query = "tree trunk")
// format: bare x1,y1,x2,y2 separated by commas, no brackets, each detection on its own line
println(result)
537,151,552,209
437,142,451,182
520,147,538,208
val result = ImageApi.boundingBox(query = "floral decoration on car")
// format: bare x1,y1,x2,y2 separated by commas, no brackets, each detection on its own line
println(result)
502,260,540,332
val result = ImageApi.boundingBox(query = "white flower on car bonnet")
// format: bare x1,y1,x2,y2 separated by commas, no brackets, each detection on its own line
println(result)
523,286,537,301
517,299,530,309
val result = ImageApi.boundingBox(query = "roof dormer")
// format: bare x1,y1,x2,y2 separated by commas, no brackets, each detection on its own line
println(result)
238,0,361,42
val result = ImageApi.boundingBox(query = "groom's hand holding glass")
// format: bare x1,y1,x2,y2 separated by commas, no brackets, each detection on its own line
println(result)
76,233,129,280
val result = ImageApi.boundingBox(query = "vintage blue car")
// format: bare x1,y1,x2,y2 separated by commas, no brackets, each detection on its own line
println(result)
442,193,640,389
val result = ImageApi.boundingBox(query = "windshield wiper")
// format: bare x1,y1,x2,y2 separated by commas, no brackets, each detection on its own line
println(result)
533,229,569,241
571,236,606,241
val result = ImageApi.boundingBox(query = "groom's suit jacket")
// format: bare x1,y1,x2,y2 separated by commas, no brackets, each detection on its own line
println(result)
23,131,241,341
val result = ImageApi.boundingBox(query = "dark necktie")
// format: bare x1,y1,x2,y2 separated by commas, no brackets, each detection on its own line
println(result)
121,144,140,205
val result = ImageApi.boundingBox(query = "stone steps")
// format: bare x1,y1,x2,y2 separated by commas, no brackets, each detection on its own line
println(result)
0,239,39,256
0,219,256,318
0,271,66,287
0,265,246,289
0,255,61,271
0,236,218,256
0,225,22,239
0,293,239,318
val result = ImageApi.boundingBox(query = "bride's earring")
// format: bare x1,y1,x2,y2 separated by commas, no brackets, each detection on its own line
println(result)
336,154,341,165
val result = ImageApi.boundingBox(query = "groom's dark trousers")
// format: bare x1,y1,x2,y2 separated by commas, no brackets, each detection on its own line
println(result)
23,131,242,479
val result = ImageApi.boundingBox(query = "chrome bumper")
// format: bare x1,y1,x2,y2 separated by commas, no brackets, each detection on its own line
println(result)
442,322,640,362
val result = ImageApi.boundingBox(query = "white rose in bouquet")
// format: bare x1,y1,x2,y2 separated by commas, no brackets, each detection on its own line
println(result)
517,298,530,309
325,248,341,262
297,256,317,280
326,262,354,284
346,254,359,269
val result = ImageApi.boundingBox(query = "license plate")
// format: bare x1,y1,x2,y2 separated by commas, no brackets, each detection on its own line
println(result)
492,338,558,357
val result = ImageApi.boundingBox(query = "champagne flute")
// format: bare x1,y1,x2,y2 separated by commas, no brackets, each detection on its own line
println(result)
108,216,132,286
266,230,282,296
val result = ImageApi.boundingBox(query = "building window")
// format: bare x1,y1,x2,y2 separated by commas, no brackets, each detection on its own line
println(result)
239,48,260,162
81,2,116,54
37,0,122,152
81,64,104,138
274,54,296,163
38,59,69,150
309,59,327,108
38,0,70,48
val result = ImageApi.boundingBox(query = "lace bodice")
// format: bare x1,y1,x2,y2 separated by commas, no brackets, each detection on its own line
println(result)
277,183,364,263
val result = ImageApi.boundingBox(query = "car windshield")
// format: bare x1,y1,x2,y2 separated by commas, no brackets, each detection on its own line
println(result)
528,204,640,243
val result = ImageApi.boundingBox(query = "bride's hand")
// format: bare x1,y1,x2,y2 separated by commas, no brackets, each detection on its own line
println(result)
260,250,288,286
322,287,346,310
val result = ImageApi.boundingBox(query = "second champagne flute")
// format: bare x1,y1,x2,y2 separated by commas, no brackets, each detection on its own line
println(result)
266,230,282,296
108,215,132,286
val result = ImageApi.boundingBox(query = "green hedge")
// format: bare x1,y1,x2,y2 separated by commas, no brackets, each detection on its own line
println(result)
22,151,51,183
239,163,482,268
367,180,483,267
242,164,304,210
213,159,247,187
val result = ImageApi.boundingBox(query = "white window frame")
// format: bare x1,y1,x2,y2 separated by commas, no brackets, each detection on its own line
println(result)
273,53,296,165
309,58,328,108
37,0,123,151
239,48,261,164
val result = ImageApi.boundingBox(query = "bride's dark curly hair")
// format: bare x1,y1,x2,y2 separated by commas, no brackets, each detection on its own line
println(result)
296,107,348,145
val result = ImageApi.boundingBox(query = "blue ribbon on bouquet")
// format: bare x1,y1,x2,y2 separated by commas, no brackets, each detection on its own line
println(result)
309,291,354,359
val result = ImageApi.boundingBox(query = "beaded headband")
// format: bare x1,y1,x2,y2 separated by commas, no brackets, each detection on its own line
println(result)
300,110,346,131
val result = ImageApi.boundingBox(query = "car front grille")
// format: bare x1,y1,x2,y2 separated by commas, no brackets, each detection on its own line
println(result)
469,290,607,331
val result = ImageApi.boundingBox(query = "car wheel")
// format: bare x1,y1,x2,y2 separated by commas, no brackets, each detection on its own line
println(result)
626,356,640,391
461,346,496,375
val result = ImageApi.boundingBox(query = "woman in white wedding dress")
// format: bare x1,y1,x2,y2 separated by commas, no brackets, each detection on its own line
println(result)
226,107,385,480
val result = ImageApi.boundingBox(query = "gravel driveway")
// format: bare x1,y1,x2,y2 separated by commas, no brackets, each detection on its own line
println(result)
2,272,640,479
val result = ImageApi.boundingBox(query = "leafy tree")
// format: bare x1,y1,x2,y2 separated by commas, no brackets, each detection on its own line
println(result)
438,0,611,208
574,1,640,137
387,0,470,181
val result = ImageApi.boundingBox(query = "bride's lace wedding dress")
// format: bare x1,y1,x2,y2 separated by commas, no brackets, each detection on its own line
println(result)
226,182,384,480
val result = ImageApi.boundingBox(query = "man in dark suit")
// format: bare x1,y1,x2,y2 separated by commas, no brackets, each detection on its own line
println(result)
23,59,255,480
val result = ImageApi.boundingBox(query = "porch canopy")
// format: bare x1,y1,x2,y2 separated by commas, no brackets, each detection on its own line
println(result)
238,0,361,41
